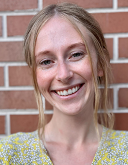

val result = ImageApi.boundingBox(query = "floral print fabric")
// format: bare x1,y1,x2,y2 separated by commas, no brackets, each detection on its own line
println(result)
0,127,128,165
92,128,128,164
0,131,53,165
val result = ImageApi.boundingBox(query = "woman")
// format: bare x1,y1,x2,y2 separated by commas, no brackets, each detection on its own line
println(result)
0,3,128,165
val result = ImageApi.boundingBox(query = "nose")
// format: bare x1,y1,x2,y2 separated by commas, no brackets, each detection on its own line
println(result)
56,62,73,83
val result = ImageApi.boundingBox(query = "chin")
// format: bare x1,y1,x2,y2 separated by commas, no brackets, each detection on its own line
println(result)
55,104,84,116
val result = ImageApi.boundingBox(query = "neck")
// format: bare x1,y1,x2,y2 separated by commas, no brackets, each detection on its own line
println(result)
45,108,101,148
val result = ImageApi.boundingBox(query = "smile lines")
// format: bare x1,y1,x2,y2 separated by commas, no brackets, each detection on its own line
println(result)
55,85,82,96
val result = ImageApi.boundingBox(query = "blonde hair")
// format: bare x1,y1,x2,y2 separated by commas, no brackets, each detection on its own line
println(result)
23,3,114,140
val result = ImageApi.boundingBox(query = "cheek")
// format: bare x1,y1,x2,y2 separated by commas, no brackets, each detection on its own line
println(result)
36,69,51,91
79,60,93,80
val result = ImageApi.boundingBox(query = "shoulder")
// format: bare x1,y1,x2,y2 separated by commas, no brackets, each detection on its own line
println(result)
102,128,128,149
100,128,128,162
0,131,52,165
106,128,128,145
0,131,39,149
93,128,128,164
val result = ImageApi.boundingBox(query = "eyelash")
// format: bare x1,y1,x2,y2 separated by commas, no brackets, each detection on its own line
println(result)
40,59,52,66
70,52,84,59
39,51,85,67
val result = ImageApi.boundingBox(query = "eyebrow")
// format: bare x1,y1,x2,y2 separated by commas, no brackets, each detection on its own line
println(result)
35,42,86,57
67,42,86,50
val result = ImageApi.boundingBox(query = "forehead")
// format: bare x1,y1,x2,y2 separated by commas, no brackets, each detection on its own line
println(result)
35,15,95,57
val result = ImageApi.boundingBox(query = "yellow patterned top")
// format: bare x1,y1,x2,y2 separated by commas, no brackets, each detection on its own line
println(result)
0,127,128,165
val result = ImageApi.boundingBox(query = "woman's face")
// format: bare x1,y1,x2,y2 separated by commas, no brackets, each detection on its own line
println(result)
35,16,101,116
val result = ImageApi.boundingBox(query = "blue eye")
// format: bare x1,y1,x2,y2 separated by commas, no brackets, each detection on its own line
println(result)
40,60,51,65
72,52,83,57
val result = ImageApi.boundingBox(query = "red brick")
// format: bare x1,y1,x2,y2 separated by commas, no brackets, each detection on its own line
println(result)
10,115,38,133
0,0,38,11
105,38,113,59
118,88,128,108
45,114,53,124
111,63,128,83
0,67,4,86
0,116,5,134
43,0,112,9
0,90,37,109
9,66,32,86
0,16,2,36
0,41,24,62
118,0,128,7
10,114,52,134
92,12,128,34
106,88,113,109
114,113,128,131
45,100,53,110
7,15,33,36
119,38,128,58
109,89,113,108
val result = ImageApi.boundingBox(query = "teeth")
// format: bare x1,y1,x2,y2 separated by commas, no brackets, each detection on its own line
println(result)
63,90,68,95
68,89,72,95
56,86,80,96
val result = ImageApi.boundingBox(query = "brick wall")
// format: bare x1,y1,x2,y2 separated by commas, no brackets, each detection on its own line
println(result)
0,0,128,138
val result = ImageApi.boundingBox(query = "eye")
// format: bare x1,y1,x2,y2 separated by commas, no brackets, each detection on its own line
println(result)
72,52,84,57
70,52,85,61
38,59,55,69
40,59,52,65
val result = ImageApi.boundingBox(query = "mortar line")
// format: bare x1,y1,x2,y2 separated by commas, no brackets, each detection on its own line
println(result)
113,36,118,60
2,15,7,38
38,0,43,10
113,0,118,10
6,114,10,136
4,65,9,88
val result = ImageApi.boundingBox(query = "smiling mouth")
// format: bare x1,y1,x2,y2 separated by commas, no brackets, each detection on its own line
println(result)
53,84,84,96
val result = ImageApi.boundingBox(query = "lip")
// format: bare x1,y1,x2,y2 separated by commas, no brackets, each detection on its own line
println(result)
51,83,84,92
51,83,85,100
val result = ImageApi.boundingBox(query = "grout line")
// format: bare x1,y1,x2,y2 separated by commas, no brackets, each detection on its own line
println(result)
110,84,128,88
2,15,7,38
104,33,128,38
0,62,27,66
110,60,128,63
0,12,37,16
6,114,10,136
0,110,53,115
0,37,24,41
4,65,9,88
113,110,128,113
113,0,118,10
0,86,34,91
98,109,128,113
44,110,53,114
113,36,118,60
87,8,128,13
38,0,43,10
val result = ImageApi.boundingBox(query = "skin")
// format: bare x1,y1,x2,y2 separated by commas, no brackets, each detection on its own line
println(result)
35,16,103,165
